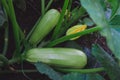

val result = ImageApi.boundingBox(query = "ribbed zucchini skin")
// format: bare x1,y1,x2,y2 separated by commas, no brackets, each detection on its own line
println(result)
25,48,87,69
29,9,60,45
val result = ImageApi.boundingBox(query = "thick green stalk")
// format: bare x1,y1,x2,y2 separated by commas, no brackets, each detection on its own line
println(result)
3,25,9,56
68,0,72,11
45,0,53,11
52,0,69,39
41,0,45,17
47,27,102,47
0,70,37,74
58,7,86,37
7,0,20,54
56,67,104,73
0,0,9,15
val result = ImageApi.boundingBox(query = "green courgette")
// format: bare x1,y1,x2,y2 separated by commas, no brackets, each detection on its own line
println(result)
25,48,87,69
29,9,60,45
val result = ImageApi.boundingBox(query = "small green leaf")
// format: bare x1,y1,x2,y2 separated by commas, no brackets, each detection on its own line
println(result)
92,44,120,80
35,62,62,80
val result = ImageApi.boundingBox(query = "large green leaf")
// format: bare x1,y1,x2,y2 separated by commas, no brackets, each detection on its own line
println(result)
83,18,94,26
110,15,120,25
92,44,120,80
80,0,120,61
63,73,105,80
116,5,120,15
107,0,119,17
35,62,62,80
86,74,105,80
80,0,108,27
80,0,115,42
102,14,120,60
110,25,120,32
63,73,86,80
35,63,105,80
109,14,120,30
103,26,120,60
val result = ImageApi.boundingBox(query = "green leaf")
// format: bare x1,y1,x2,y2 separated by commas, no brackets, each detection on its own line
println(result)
34,62,62,80
83,18,94,26
92,44,120,80
52,0,69,39
103,26,120,60
79,0,120,52
107,0,119,17
58,7,86,37
34,62,105,80
99,0,106,10
80,0,108,27
63,73,105,80
110,15,120,25
112,26,120,32
116,5,120,15
86,74,105,80
63,73,86,80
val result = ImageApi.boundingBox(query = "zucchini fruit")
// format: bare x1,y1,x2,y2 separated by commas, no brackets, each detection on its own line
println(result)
25,48,87,69
29,9,60,45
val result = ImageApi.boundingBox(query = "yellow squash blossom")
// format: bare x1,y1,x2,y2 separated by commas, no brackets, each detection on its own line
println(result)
66,25,87,40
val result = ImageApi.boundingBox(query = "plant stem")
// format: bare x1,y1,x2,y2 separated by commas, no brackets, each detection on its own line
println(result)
8,56,22,65
45,0,53,11
56,67,104,73
0,55,9,67
0,0,9,15
58,7,86,37
41,0,45,17
47,27,102,47
7,0,21,55
8,0,21,57
52,0,69,40
3,25,9,56
68,0,72,11
68,7,86,27
0,70,37,74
